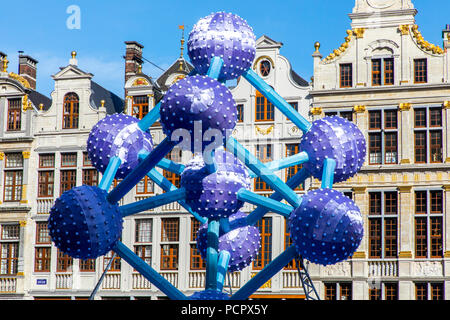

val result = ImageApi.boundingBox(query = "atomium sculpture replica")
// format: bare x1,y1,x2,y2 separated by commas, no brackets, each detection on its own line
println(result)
48,12,366,300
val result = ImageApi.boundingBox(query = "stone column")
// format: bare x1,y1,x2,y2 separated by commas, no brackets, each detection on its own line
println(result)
399,103,413,164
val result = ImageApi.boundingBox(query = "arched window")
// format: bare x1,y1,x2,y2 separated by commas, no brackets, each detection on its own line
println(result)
63,93,79,129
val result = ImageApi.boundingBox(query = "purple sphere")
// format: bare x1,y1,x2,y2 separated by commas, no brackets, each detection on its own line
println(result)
160,75,237,153
188,12,256,81
48,185,123,260
196,211,261,272
180,148,250,219
87,113,154,179
300,116,366,183
289,189,364,266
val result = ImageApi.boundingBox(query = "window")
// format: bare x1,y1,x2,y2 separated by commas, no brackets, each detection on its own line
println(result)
39,154,55,168
368,110,398,165
190,218,205,270
132,95,149,120
414,107,443,163
324,283,352,300
385,283,398,300
7,98,22,131
35,222,51,272
135,219,152,267
3,153,23,202
372,59,381,86
38,171,54,198
82,169,98,186
56,249,73,272
414,59,427,84
414,190,443,259
160,218,179,270
63,92,79,129
254,145,273,192
80,259,96,272
61,153,77,167
415,283,444,300
339,64,353,88
136,176,154,195
253,217,272,270
0,224,19,275
163,148,182,189
237,104,244,122
369,282,398,300
324,110,353,122
285,143,304,191
368,191,398,259
415,283,427,300
83,152,92,167
430,283,444,300
260,60,271,77
60,170,76,194
372,58,394,86
255,91,274,122
103,251,121,272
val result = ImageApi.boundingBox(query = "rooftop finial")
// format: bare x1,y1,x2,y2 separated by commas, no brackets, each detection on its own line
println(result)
2,56,8,72
179,24,185,58
70,51,78,66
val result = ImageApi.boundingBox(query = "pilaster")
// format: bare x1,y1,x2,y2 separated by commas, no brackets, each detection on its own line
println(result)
444,102,450,163
398,186,413,256
399,103,412,164
399,25,411,85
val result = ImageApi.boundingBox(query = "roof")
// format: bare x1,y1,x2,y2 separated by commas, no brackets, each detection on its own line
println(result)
155,57,194,93
29,90,52,111
90,81,124,114
290,69,309,87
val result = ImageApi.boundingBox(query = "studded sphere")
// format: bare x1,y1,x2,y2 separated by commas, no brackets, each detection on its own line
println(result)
190,290,230,300
300,116,366,183
180,148,250,219
188,12,256,81
289,188,364,266
87,113,154,179
47,185,123,260
160,75,237,153
196,211,261,272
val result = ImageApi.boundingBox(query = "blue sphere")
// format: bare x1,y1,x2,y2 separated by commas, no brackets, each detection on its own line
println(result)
160,75,237,153
180,148,250,219
196,211,261,272
188,12,256,81
289,189,363,266
190,290,229,300
87,113,154,179
300,116,366,183
48,185,123,260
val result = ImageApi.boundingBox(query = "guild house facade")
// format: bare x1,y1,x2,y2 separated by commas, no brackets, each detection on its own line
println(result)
310,0,450,300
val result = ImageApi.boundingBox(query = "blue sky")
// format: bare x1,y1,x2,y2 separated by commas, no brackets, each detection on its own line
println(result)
1,0,449,98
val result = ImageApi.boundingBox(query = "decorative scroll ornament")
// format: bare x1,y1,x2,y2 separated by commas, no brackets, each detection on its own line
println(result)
9,72,31,89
